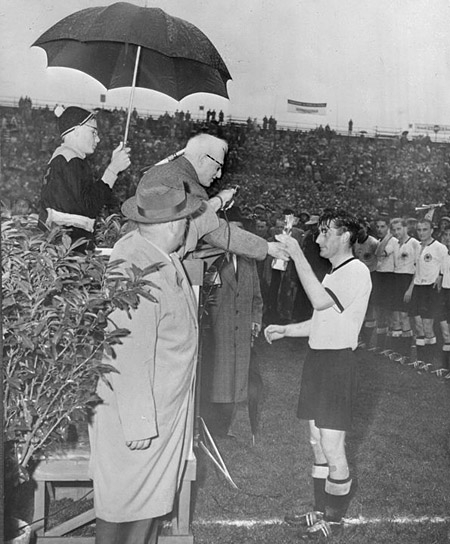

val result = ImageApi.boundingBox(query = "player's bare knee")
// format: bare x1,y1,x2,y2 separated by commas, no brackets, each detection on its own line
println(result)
309,436,321,452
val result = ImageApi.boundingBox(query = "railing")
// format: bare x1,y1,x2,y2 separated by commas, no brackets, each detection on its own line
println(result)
1,95,449,143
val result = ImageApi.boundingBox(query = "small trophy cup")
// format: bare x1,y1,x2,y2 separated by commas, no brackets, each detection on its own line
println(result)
271,214,295,271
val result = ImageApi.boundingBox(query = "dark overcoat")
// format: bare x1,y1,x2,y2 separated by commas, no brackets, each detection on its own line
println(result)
206,254,263,403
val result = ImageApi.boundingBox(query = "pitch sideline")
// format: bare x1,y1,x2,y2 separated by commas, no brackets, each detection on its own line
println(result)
192,516,450,528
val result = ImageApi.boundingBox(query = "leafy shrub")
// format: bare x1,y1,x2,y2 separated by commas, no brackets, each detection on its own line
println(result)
2,217,158,469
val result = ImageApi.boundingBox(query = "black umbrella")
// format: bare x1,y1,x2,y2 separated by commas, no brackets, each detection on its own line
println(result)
32,2,232,143
248,335,264,445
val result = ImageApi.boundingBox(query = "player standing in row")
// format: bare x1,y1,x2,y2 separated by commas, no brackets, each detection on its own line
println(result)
373,217,399,352
390,218,420,360
404,218,447,365
437,224,450,373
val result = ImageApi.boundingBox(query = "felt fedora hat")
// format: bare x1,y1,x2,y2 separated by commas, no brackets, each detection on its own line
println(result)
122,163,204,224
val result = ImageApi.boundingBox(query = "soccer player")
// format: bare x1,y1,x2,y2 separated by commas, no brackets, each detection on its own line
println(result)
436,225,450,374
265,208,371,539
390,218,420,360
373,216,399,352
404,218,447,364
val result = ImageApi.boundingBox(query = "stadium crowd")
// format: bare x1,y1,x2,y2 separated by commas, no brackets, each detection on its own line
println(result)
2,99,450,376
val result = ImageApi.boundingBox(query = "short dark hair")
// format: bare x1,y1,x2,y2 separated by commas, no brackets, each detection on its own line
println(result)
417,218,433,229
390,217,406,227
375,215,390,225
282,208,295,216
319,208,363,246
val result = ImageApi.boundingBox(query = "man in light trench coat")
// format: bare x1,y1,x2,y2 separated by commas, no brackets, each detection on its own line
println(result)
89,166,205,544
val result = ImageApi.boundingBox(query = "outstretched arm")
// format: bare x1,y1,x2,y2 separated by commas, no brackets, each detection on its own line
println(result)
204,218,288,261
277,233,334,310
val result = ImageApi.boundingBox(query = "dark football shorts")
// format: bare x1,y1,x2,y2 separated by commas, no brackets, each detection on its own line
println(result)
411,284,440,319
438,287,450,323
373,271,396,310
297,347,358,431
392,273,413,313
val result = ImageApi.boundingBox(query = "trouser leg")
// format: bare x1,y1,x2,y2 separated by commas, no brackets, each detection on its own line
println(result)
96,517,159,544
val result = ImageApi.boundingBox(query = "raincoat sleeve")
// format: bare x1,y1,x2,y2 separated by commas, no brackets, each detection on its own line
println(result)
183,202,220,255
203,218,269,260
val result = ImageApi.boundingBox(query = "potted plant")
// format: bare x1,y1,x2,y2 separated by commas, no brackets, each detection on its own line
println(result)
2,216,157,541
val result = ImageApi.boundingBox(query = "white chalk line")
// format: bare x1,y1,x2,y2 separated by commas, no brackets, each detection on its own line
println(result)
192,516,450,528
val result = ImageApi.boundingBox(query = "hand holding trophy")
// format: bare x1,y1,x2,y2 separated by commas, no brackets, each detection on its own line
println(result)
271,213,295,271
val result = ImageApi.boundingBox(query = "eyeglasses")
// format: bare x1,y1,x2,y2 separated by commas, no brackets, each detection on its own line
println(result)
84,124,98,137
206,154,224,169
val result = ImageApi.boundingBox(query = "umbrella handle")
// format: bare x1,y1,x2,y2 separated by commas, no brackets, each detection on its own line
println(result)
123,45,142,146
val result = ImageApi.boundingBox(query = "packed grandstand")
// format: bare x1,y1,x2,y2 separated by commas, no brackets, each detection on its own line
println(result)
2,98,450,225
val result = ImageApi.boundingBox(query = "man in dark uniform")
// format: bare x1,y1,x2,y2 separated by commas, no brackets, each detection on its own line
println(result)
39,106,130,250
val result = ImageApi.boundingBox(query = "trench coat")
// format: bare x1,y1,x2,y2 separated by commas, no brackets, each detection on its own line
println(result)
88,229,198,522
205,254,263,403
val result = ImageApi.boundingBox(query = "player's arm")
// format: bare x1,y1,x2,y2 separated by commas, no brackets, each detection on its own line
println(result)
435,245,448,290
265,319,312,344
276,233,334,310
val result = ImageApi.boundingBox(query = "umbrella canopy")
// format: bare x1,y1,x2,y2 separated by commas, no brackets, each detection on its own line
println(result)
32,2,231,101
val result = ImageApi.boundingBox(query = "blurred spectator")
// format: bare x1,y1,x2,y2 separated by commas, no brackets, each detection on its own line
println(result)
437,216,450,242
292,214,329,322
2,101,450,256
354,223,379,348
267,209,304,323
406,217,419,239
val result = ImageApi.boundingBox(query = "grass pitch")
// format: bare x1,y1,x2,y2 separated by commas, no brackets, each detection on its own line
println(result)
193,336,450,543
39,335,450,543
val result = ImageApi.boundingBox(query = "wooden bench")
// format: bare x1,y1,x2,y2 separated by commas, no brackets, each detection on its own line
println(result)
32,444,95,543
32,446,196,543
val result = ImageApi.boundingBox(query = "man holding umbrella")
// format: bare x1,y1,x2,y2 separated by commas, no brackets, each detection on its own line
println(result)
38,106,131,251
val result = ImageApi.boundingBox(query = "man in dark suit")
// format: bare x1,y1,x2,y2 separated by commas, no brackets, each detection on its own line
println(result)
203,206,263,437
